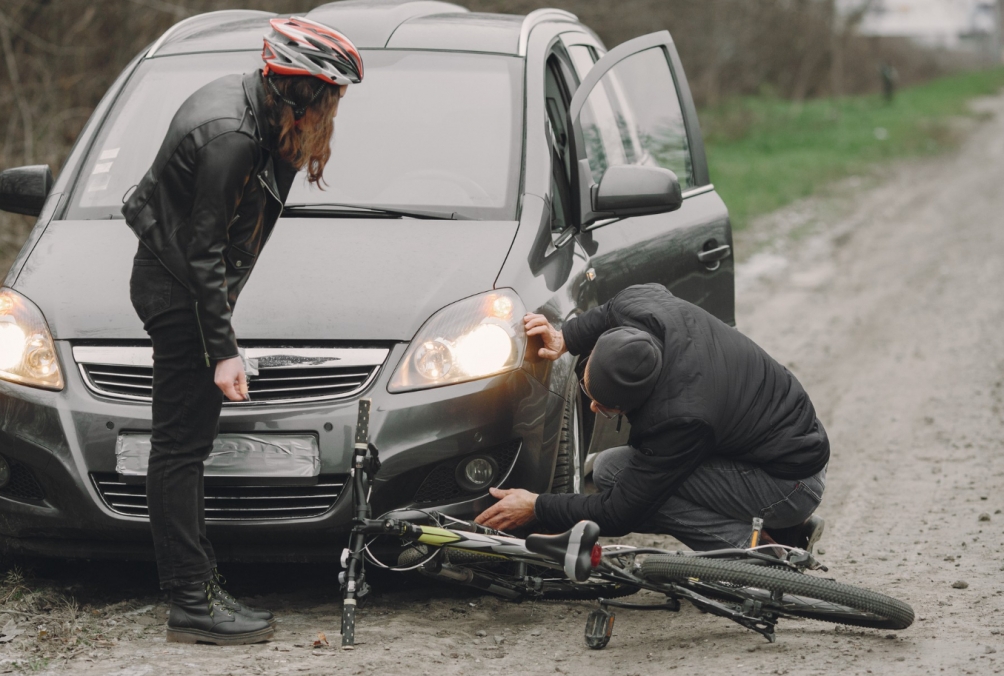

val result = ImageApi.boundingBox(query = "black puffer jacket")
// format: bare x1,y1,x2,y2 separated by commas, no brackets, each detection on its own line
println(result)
122,70,296,364
534,284,829,536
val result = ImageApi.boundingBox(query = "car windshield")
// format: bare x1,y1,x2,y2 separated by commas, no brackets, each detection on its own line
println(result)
66,50,524,221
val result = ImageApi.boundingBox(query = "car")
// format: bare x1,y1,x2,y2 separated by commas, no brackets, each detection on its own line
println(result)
0,1,734,562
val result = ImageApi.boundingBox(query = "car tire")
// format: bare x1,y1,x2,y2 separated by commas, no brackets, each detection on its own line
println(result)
550,375,585,494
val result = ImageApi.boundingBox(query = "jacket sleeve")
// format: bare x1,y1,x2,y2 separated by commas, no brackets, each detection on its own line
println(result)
561,302,612,356
562,284,674,356
187,132,256,362
534,420,714,536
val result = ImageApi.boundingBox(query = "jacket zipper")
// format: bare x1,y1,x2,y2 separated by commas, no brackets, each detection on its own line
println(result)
193,301,211,367
258,174,283,217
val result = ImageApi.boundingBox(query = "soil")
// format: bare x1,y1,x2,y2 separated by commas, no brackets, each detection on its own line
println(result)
2,97,1004,675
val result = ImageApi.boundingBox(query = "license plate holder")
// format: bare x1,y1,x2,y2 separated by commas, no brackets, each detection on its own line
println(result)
115,433,320,483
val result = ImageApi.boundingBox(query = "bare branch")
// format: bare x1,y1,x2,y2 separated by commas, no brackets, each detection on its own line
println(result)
124,0,192,18
0,11,33,164
0,10,85,56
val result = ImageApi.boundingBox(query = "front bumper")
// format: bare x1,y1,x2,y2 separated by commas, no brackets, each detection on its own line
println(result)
0,342,565,561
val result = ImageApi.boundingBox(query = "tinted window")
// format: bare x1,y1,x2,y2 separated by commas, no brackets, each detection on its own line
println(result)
67,50,524,221
579,47,693,187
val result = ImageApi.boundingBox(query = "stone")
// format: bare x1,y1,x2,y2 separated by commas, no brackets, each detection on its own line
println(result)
952,580,969,589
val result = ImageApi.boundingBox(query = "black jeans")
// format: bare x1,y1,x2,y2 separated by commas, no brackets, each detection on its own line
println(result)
130,249,222,589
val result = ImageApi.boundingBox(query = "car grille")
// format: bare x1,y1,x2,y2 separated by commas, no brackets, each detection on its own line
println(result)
73,346,389,405
413,439,522,504
90,473,346,521
0,457,46,502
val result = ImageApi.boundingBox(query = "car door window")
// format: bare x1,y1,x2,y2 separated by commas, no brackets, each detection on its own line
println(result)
544,54,575,235
579,47,694,187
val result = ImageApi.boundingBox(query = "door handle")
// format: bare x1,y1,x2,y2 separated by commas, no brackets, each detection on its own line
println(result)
697,244,731,270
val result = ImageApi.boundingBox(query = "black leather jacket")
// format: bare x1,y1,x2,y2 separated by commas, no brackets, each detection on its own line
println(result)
123,70,296,364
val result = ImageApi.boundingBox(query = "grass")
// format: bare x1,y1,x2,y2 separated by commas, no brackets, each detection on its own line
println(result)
701,67,1004,229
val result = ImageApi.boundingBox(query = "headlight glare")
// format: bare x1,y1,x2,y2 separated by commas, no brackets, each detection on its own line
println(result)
0,288,63,390
0,322,27,370
389,289,526,392
453,322,513,378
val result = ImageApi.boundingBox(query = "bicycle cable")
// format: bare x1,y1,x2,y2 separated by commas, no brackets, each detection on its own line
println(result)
362,540,440,571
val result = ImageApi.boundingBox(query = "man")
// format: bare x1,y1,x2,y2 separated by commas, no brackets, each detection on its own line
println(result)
476,284,827,553
124,18,363,644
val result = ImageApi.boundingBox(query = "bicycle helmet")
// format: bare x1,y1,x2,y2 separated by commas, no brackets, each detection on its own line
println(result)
262,16,364,87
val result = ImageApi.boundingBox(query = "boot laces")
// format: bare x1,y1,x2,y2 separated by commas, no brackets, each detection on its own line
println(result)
211,570,239,606
204,581,234,619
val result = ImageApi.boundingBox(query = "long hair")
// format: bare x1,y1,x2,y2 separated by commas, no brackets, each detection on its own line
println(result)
263,73,341,186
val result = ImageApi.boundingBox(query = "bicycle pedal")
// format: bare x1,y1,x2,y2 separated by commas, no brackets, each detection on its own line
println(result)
584,607,615,650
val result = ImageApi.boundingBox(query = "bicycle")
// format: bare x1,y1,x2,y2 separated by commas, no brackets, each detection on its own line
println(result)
339,400,914,649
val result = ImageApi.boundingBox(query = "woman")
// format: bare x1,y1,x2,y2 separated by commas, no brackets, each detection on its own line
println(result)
122,17,363,645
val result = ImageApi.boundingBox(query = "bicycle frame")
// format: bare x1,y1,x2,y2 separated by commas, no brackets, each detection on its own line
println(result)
338,399,831,649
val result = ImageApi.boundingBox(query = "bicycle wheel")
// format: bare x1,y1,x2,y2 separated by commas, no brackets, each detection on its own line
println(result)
639,555,914,630
536,576,639,601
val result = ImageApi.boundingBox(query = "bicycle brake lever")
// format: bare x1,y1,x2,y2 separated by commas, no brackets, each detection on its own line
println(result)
786,549,828,572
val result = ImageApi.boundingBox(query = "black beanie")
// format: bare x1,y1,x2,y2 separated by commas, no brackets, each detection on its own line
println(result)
586,327,662,412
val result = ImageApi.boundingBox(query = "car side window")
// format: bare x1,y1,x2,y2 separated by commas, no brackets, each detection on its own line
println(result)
579,47,695,188
544,54,575,234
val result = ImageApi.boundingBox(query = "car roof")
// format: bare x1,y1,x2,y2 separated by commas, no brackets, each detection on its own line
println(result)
147,1,580,58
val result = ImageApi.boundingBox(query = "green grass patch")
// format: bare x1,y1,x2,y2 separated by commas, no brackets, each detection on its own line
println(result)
701,67,1004,229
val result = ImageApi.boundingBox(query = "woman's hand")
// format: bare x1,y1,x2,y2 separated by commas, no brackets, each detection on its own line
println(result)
524,313,566,360
475,487,539,531
215,356,248,401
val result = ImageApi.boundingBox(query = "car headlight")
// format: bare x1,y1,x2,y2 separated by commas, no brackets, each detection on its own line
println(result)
0,288,63,390
388,289,526,392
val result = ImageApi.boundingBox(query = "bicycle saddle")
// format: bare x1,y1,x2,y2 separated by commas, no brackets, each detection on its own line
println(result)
526,521,601,582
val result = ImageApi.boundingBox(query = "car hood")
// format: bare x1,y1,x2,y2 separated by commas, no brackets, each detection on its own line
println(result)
14,218,519,342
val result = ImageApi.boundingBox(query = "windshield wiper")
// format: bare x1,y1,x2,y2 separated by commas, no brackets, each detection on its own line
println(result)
283,203,468,220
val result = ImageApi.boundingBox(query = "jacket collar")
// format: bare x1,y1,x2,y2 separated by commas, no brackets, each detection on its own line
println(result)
242,70,275,150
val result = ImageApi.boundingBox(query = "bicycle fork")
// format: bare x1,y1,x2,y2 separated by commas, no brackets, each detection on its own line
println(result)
340,399,379,649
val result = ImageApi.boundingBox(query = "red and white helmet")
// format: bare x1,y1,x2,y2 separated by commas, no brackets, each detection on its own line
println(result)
262,16,363,86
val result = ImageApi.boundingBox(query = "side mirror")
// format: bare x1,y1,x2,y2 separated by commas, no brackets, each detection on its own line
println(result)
0,165,54,217
590,165,682,220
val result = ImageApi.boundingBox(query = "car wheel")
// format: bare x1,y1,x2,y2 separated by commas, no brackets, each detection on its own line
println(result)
550,375,586,494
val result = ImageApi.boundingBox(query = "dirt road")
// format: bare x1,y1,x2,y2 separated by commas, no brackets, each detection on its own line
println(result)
3,97,1004,674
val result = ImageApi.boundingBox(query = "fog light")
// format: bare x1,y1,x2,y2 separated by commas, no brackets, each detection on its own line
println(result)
455,455,497,492
0,455,10,489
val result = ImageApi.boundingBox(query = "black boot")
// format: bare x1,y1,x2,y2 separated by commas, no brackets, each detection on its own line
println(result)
166,581,274,645
768,515,826,554
210,569,275,626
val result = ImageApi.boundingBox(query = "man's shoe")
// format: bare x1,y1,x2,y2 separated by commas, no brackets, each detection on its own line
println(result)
211,569,276,627
801,515,825,554
767,515,825,554
166,581,274,646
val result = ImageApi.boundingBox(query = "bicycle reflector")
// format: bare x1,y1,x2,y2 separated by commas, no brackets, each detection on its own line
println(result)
590,544,602,568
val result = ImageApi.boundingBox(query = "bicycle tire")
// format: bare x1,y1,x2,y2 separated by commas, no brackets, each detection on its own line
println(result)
639,555,914,630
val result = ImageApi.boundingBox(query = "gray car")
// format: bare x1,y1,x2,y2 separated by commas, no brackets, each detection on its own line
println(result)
0,1,734,562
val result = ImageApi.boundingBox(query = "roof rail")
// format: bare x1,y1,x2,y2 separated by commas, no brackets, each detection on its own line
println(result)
147,9,274,58
517,8,578,56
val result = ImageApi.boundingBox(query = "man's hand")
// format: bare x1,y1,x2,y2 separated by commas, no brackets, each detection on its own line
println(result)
524,313,566,360
215,356,249,402
475,487,538,531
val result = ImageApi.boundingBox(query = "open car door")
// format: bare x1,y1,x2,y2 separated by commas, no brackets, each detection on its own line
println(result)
565,30,734,325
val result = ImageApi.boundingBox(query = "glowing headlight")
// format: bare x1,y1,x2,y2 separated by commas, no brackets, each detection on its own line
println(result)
388,289,527,392
0,288,63,390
